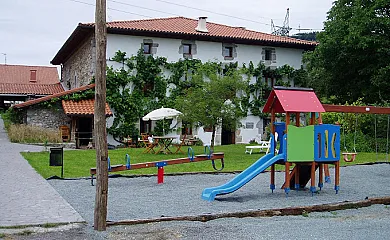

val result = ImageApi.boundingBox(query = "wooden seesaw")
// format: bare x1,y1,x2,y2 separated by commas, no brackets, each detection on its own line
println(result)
90,146,225,186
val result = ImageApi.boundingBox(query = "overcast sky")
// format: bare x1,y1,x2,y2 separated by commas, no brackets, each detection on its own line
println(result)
0,0,334,67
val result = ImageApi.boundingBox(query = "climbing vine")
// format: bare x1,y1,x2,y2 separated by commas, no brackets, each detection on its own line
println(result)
104,48,309,141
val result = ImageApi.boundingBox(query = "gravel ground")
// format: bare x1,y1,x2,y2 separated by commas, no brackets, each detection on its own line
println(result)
6,163,390,239
49,163,390,223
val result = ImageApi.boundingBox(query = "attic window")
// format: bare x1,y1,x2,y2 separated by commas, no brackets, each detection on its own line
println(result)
30,70,37,82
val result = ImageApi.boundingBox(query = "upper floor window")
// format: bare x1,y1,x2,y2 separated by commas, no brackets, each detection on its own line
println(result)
142,39,158,55
223,46,233,58
180,40,197,59
262,48,276,64
222,43,237,60
265,49,272,61
143,43,152,54
183,44,191,55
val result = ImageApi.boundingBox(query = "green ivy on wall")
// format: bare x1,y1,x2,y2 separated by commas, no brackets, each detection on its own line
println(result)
104,48,308,141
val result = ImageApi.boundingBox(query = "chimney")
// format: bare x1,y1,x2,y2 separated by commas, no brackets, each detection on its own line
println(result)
30,70,37,82
195,17,208,33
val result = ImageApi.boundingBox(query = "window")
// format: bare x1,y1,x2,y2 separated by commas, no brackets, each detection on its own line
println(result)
30,70,37,82
245,122,254,129
183,44,191,55
143,43,152,54
181,122,193,135
223,46,233,58
265,49,272,61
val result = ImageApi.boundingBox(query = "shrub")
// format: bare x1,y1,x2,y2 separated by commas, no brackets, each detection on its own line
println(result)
7,124,62,143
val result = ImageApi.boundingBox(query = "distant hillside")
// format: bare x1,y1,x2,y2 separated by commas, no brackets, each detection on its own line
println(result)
291,32,319,41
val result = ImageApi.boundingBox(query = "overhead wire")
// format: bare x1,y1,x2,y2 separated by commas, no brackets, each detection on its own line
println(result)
62,0,322,32
155,0,323,31
64,0,153,18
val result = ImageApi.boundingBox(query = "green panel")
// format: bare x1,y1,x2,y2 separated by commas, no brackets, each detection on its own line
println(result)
287,125,314,162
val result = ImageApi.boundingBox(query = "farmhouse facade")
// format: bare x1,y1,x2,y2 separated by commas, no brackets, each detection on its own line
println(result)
51,16,316,146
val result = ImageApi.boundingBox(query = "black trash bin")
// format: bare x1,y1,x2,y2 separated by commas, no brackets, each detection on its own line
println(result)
50,147,63,166
49,147,64,178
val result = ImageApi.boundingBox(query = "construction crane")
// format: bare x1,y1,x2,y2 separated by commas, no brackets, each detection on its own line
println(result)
271,8,291,36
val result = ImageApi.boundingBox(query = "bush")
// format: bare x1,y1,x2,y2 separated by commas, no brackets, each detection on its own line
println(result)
7,124,62,143
1,108,22,130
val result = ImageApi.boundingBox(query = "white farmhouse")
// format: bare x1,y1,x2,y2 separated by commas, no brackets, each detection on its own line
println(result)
51,16,316,146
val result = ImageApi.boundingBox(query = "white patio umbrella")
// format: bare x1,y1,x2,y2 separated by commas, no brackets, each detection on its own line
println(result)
142,107,182,135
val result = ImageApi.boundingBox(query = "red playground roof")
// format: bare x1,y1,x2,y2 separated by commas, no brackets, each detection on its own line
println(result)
263,87,325,113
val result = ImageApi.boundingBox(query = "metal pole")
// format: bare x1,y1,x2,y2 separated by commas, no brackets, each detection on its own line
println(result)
1,53,6,64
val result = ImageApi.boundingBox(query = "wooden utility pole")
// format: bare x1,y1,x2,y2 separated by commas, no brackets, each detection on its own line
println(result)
94,0,108,231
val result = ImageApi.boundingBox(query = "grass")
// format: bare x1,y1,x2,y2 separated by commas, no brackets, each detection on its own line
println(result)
21,144,389,179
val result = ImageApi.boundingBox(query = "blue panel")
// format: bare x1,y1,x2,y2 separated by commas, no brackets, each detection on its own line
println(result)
274,122,286,154
314,124,340,162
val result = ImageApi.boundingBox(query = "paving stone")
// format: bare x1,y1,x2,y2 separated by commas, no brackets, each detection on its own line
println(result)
0,117,84,227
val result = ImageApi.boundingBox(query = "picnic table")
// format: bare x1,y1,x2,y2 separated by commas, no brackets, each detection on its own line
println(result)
152,136,176,154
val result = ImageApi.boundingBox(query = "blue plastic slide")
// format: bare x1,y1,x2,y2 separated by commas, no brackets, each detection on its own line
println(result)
202,153,285,201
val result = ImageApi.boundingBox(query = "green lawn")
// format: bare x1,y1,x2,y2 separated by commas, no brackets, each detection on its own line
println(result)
21,145,388,179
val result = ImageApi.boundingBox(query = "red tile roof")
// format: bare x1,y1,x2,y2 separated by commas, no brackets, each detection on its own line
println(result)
62,99,112,116
0,83,64,95
51,17,317,65
13,84,96,109
81,17,316,46
0,64,59,84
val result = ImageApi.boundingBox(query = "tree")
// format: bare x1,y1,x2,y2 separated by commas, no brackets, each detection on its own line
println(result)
175,63,248,149
291,32,318,41
304,0,390,104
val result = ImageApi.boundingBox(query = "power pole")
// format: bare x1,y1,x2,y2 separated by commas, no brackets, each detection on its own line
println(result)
94,0,108,231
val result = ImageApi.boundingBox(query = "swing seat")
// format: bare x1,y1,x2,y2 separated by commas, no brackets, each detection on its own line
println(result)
342,152,357,162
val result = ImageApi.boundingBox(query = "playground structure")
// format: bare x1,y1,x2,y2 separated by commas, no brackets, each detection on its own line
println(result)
202,87,341,201
202,87,390,201
90,147,225,185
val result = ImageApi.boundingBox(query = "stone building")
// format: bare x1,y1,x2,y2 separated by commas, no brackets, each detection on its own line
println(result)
12,84,112,148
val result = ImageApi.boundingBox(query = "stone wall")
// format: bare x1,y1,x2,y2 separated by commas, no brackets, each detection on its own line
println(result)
62,34,96,90
26,104,71,130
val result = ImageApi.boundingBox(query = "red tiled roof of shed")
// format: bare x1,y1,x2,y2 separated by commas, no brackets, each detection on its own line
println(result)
13,84,96,109
263,87,325,113
62,99,112,116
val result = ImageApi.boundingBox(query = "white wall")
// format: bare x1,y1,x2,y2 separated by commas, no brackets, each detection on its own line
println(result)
105,34,305,146
106,34,304,68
